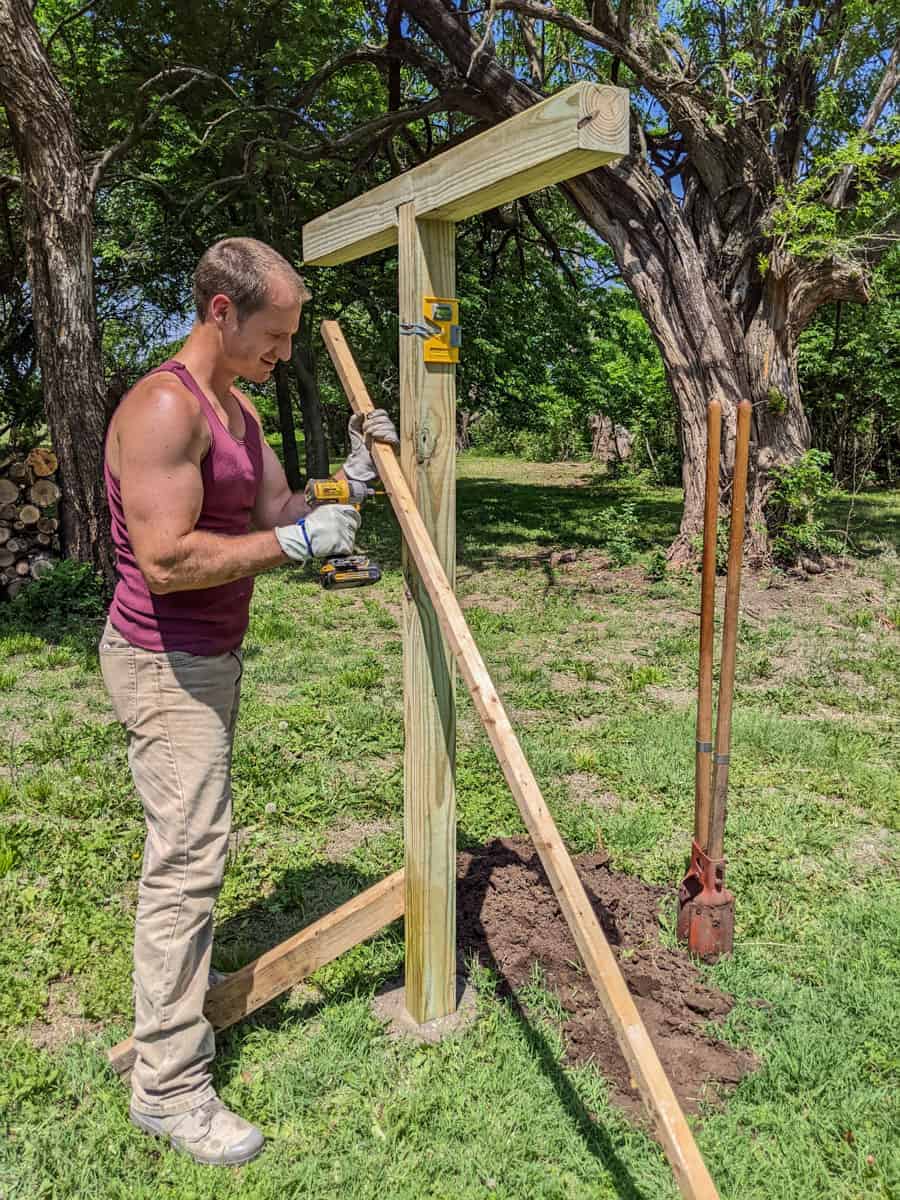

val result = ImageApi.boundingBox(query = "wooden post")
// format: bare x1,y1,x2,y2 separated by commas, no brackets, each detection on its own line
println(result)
398,204,457,1024
321,321,721,1200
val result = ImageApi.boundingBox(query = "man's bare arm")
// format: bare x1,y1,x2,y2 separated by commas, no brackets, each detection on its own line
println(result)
118,384,288,594
239,389,348,530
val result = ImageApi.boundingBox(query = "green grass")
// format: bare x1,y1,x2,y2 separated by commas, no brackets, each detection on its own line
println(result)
0,458,898,1199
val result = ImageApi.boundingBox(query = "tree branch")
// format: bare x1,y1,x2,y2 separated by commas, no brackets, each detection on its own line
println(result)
516,12,543,86
493,0,745,198
287,41,458,111
827,35,900,210
519,196,580,287
44,0,99,52
89,67,236,196
790,257,870,334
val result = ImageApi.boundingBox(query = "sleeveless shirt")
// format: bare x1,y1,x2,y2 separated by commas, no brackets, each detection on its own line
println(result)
105,360,264,654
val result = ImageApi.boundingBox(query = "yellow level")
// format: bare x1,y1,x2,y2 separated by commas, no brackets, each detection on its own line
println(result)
422,296,461,364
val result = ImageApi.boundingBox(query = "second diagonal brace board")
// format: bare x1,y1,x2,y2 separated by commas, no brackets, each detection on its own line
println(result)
320,319,720,1200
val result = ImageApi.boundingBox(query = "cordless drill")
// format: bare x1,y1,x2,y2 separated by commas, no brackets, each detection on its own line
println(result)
303,477,382,590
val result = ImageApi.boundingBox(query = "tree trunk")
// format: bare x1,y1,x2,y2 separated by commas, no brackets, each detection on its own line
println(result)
399,0,871,562
291,342,331,480
274,363,302,491
0,0,114,584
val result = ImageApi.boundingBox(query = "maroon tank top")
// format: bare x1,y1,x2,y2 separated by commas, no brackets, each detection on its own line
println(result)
105,360,264,654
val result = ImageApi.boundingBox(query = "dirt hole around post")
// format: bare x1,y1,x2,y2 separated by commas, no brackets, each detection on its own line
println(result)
456,838,758,1124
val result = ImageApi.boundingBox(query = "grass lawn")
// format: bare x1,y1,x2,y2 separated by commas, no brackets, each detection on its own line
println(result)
0,456,897,1199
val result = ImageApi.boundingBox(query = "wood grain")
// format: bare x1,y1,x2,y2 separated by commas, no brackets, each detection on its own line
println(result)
302,83,628,266
398,206,458,1024
320,320,721,1200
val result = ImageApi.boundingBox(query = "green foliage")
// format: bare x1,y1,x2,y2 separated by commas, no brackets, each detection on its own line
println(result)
644,550,668,582
768,451,842,564
586,296,677,482
0,831,14,877
0,560,108,634
799,251,900,489
593,499,640,565
771,134,900,263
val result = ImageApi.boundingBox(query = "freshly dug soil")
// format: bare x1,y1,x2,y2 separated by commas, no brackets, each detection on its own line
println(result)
456,838,756,1120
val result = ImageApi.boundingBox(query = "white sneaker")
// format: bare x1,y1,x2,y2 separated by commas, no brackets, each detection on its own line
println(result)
130,1097,264,1166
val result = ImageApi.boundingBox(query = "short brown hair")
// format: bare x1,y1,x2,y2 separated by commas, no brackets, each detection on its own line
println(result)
193,237,311,322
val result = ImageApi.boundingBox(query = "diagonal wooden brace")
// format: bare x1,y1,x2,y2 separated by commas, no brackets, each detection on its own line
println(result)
107,869,405,1077
321,319,721,1200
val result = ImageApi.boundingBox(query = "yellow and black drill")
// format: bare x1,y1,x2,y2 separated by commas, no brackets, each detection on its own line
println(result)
303,477,382,590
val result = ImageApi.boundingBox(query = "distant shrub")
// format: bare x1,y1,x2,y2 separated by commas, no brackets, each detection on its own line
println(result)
767,450,841,565
594,500,640,565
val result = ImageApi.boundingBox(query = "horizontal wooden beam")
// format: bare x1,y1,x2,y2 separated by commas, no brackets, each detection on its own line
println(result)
107,869,405,1076
320,320,720,1200
302,82,628,266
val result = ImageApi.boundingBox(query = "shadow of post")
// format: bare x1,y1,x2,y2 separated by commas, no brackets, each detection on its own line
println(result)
457,841,651,1200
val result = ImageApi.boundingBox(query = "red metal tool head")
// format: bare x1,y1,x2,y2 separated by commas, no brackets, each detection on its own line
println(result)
677,840,734,961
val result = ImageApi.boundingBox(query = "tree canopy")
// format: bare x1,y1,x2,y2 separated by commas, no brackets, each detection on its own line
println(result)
0,0,896,573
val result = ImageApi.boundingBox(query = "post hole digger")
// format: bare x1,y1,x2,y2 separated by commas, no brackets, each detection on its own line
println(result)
677,397,752,961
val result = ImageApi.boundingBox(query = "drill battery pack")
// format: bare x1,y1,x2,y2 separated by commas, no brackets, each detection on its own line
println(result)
318,555,382,590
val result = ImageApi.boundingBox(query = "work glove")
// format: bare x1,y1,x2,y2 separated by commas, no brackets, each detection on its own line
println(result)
342,409,399,483
275,504,361,563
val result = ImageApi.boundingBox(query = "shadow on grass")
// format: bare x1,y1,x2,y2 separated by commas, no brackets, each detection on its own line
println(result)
824,490,900,556
208,858,404,1070
209,853,647,1200
457,846,648,1200
361,474,683,576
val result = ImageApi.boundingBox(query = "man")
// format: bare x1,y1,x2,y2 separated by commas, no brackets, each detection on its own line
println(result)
100,237,398,1166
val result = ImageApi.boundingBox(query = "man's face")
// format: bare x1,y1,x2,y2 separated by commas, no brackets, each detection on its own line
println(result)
211,274,302,383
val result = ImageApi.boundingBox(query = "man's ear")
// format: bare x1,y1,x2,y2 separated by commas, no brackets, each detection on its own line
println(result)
209,293,232,325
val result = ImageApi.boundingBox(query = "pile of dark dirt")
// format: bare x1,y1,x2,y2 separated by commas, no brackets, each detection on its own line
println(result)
456,837,756,1120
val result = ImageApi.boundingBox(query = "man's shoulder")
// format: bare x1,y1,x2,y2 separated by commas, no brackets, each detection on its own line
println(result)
109,372,210,471
115,371,206,439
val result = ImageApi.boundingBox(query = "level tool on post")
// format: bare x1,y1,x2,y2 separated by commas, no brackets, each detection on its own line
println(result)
678,398,752,959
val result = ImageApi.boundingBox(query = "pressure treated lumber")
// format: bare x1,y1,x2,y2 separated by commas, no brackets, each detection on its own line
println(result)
303,82,628,266
321,320,721,1200
108,868,405,1076
399,206,458,1024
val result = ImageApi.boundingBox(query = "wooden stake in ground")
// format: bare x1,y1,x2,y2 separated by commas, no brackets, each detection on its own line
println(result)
321,319,721,1200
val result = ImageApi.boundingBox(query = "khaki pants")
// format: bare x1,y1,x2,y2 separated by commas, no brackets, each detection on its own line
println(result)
99,618,243,1115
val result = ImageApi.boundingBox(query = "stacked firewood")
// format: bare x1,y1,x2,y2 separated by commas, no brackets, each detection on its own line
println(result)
0,447,61,599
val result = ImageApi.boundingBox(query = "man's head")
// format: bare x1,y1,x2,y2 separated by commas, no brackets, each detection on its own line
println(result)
193,238,311,383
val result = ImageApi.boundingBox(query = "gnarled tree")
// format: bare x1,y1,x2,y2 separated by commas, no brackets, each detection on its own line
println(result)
388,0,898,559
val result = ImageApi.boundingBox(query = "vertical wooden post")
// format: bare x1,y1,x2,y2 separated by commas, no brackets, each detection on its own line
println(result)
397,203,457,1023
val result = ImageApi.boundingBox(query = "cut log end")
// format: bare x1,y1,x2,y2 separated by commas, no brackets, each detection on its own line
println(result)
27,448,58,477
